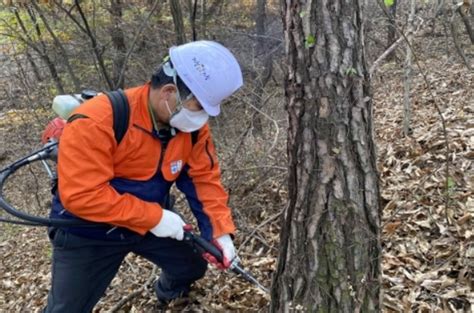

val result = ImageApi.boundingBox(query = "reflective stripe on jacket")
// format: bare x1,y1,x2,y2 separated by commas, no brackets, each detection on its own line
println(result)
55,83,235,240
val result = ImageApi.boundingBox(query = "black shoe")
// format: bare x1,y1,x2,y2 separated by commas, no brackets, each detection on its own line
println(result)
155,296,191,312
155,297,170,310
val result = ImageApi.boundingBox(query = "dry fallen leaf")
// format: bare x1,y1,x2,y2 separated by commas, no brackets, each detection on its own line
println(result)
384,221,402,235
456,213,471,225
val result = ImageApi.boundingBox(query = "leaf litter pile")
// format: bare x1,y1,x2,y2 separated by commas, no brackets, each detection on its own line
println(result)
1,61,473,313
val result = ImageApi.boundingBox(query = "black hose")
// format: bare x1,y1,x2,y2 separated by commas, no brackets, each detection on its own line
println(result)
0,141,58,173
0,217,42,226
0,146,96,227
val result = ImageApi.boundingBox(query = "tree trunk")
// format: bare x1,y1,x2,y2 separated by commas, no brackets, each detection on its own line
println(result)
190,0,198,41
200,0,207,38
25,48,42,82
250,56,273,136
403,0,415,136
170,0,186,44
271,1,380,312
252,0,269,135
256,0,266,54
110,0,127,89
457,5,474,44
386,0,398,62
450,4,472,70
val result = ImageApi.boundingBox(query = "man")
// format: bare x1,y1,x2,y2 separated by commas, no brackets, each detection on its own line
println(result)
44,41,243,312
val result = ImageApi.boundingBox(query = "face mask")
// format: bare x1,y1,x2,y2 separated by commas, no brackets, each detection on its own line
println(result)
167,101,209,132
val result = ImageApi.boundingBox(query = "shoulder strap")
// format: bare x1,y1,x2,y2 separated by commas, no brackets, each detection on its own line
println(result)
106,89,130,145
67,114,88,123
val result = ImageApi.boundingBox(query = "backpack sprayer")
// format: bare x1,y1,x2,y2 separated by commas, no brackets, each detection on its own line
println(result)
0,91,269,294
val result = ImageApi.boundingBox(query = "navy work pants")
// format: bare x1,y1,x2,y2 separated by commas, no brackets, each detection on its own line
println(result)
44,228,207,313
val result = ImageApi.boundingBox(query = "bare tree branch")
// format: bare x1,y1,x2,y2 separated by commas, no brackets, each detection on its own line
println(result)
370,20,424,78
74,0,113,89
6,8,65,93
31,1,81,90
54,0,114,89
115,0,161,89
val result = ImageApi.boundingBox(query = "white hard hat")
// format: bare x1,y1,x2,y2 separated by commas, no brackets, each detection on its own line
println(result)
169,41,243,116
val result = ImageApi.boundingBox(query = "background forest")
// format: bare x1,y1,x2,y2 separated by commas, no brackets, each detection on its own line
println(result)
0,0,472,312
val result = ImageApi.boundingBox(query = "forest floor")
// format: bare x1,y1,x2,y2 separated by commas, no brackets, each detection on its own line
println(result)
374,58,473,312
1,41,473,313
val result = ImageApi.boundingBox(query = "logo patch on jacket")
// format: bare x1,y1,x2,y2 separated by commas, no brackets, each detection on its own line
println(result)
170,160,183,174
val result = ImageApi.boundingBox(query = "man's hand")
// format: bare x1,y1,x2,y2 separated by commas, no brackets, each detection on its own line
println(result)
202,234,237,270
149,210,185,240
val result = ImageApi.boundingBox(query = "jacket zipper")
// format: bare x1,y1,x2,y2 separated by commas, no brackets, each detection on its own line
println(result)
158,139,166,171
133,124,167,172
205,140,214,170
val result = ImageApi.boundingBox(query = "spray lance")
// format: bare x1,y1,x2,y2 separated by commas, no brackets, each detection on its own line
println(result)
161,195,269,294
182,225,269,294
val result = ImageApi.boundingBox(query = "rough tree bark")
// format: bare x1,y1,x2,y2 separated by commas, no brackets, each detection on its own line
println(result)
271,1,381,312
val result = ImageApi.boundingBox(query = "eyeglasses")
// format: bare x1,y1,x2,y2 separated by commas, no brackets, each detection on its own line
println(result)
163,61,194,112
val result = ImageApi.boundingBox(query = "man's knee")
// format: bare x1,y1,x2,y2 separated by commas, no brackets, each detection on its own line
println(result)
168,254,207,282
155,256,207,297
190,256,208,281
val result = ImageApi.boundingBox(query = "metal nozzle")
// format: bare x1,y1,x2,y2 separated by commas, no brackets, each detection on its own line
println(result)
230,261,270,294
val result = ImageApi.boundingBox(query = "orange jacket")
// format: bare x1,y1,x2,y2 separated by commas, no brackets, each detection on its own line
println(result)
57,83,235,239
